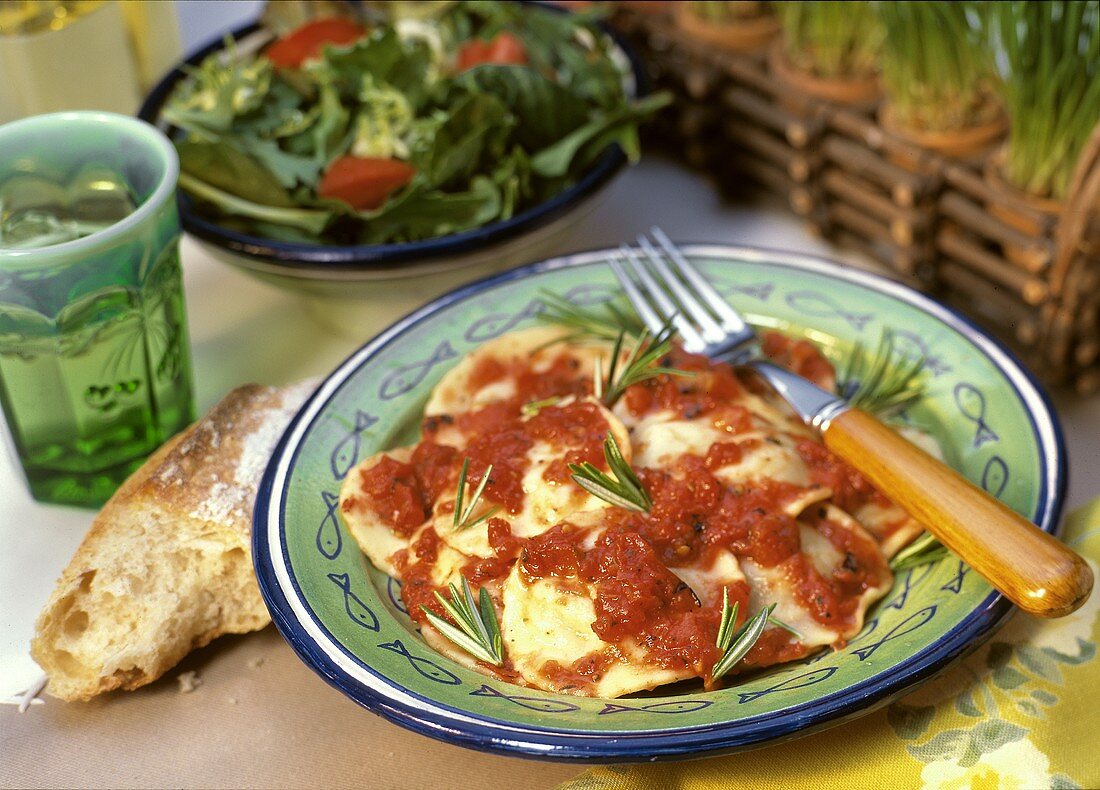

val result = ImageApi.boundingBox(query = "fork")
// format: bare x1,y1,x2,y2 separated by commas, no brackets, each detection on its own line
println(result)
610,228,1092,618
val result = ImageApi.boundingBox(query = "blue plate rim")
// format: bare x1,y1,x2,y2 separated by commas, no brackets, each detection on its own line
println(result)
137,10,646,271
253,243,1067,761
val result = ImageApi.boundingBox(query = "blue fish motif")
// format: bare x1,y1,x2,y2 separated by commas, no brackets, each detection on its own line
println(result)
379,341,458,401
562,282,619,307
329,410,378,480
785,291,873,331
378,640,461,685
327,572,379,631
316,490,342,560
883,562,937,611
737,667,838,704
891,329,951,377
470,684,580,713
712,280,775,302
386,576,407,614
732,281,775,301
940,561,970,594
599,699,713,715
981,455,1009,499
801,643,839,664
953,383,999,447
835,616,881,656
464,299,542,343
852,606,936,661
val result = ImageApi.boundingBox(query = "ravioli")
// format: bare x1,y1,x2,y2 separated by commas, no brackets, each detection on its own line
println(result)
340,327,926,698
426,326,604,417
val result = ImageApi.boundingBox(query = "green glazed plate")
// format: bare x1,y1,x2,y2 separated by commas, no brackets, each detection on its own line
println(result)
253,245,1066,761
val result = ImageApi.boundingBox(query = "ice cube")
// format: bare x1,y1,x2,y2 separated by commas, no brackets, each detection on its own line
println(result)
0,210,82,249
0,174,68,222
66,164,136,224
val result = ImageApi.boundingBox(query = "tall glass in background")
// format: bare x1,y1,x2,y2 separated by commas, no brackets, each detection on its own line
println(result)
0,112,194,506
0,2,139,123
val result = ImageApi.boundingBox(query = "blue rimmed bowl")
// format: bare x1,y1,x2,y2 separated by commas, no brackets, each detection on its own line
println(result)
137,18,644,298
253,244,1066,761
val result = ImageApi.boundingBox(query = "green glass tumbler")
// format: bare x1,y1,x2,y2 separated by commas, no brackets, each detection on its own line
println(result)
0,112,194,506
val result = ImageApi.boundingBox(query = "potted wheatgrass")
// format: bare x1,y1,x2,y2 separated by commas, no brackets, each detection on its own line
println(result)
675,1,780,54
877,1,1005,160
770,1,882,106
987,0,1100,249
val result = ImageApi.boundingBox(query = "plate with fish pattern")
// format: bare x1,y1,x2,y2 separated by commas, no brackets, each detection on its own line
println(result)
253,245,1066,761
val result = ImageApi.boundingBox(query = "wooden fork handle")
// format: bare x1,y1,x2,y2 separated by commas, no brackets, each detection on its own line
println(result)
823,407,1092,618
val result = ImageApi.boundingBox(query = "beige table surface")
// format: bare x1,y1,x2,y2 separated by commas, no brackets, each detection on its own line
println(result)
3,155,1098,789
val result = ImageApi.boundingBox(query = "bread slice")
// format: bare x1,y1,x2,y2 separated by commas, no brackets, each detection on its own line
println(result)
30,380,316,702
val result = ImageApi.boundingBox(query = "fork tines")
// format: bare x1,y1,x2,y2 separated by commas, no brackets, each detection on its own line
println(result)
610,227,752,355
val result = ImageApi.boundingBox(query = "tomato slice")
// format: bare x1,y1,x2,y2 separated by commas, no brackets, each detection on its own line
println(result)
455,32,529,71
317,156,416,212
265,18,367,69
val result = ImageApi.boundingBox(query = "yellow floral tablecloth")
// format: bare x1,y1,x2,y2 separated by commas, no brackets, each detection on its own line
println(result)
563,501,1100,790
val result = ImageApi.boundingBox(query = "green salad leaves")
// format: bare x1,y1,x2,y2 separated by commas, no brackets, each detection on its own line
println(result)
164,1,669,245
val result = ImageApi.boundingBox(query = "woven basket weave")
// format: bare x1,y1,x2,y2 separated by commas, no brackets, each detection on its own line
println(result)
614,8,1100,393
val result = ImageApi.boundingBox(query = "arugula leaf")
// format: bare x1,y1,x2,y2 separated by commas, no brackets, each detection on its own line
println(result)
530,93,672,178
229,79,309,138
321,28,435,108
456,65,589,150
489,145,532,220
455,1,623,107
178,172,333,234
232,136,321,189
176,140,294,207
413,91,512,188
307,78,351,169
161,2,668,247
356,176,501,243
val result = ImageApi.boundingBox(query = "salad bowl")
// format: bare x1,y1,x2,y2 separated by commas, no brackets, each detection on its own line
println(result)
253,244,1066,761
138,8,648,299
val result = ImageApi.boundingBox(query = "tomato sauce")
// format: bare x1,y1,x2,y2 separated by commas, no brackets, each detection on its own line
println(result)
796,438,891,513
740,628,808,670
541,651,616,692
462,518,523,588
348,330,909,691
622,347,744,420
352,455,426,535
522,525,724,677
761,331,836,390
430,398,613,514
395,528,444,620
467,350,592,404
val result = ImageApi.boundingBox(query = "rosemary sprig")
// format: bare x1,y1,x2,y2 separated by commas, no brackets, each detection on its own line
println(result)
569,433,652,513
421,577,504,666
453,457,497,531
767,613,802,640
595,319,690,407
712,590,776,681
537,289,646,345
890,531,950,571
521,396,562,416
839,329,927,418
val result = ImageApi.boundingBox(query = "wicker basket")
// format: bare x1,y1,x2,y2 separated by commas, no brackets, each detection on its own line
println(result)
613,8,1100,393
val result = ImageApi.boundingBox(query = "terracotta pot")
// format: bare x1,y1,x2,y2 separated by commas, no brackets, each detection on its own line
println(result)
767,40,880,107
674,4,779,54
984,148,1062,270
617,1,674,13
879,103,1007,163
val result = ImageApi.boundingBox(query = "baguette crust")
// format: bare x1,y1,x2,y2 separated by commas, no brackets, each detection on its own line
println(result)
31,380,315,701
